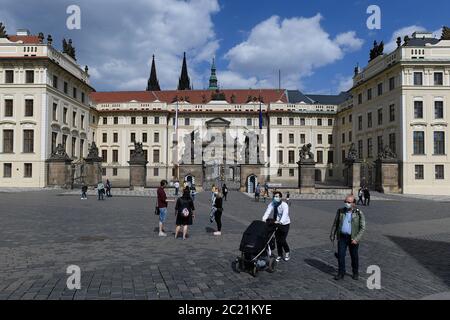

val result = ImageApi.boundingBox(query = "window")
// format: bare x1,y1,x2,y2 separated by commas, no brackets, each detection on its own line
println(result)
435,101,444,119
81,92,85,104
349,115,352,123
300,134,305,144
80,139,84,158
53,75,58,88
328,169,333,177
317,151,323,164
25,99,33,117
52,103,58,121
153,149,160,163
328,134,333,144
102,133,107,143
131,117,136,125
113,132,118,143
277,150,283,164
5,70,14,83
143,117,148,125
154,116,160,124
435,165,445,179
81,115,85,129
277,118,282,125
317,118,322,126
377,83,383,96
300,118,305,126
103,117,107,125
102,168,106,176
73,87,77,99
434,72,443,85
4,99,13,117
3,163,12,178
143,150,148,161
358,140,363,159
24,163,32,178
63,108,68,124
367,112,372,128
3,130,13,153
389,104,395,122
278,133,282,144
289,134,294,144
434,132,445,155
327,150,334,164
289,118,294,126
414,101,423,119
114,117,118,125
246,118,252,126
113,150,119,163
389,133,396,154
389,77,395,91
367,138,373,158
184,118,190,126
317,134,323,145
413,131,425,155
358,93,362,104
413,72,423,86
64,82,68,94
26,70,34,84
72,111,76,127
349,131,352,142
367,88,372,100
277,169,282,177
112,168,118,176
328,119,333,126
131,133,136,143
154,168,159,177
288,150,295,164
23,130,34,153
342,133,345,144
358,115,362,131
377,108,383,126
154,132,160,143
289,169,295,177
52,132,57,154
101,150,107,163
62,134,68,149
377,136,383,154
143,132,148,143
71,137,76,157
342,150,346,162
415,165,424,180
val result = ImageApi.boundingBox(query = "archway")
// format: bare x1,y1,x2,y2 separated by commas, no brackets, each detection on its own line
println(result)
247,175,257,193
315,169,322,182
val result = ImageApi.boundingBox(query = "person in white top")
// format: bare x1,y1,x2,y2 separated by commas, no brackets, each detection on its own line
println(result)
262,191,291,262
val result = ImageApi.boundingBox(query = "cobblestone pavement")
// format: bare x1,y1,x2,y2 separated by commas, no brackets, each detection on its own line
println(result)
0,190,449,300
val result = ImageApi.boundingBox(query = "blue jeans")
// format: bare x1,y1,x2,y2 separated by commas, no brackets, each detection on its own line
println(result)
159,207,167,223
337,234,359,275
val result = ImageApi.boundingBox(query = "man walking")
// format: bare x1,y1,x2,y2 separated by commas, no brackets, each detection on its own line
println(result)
174,180,180,196
330,194,366,280
363,187,371,206
157,180,173,237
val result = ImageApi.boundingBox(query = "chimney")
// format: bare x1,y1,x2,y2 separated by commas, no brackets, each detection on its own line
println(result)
16,29,30,36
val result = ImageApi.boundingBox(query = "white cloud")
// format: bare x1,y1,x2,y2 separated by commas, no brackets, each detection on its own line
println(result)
385,25,426,52
335,75,354,93
224,14,363,89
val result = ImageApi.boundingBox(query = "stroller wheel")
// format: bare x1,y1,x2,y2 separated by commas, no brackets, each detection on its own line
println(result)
251,264,258,277
267,257,276,273
233,258,241,273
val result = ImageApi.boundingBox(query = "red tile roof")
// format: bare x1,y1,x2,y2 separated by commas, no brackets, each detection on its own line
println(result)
91,89,287,104
7,35,41,44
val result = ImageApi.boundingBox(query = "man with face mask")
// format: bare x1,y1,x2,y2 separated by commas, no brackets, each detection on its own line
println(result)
262,191,291,262
330,194,366,281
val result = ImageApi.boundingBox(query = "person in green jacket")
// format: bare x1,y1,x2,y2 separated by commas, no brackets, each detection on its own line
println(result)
330,194,366,281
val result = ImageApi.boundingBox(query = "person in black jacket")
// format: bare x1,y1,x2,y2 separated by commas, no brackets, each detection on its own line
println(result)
174,187,195,240
213,190,224,236
363,187,371,206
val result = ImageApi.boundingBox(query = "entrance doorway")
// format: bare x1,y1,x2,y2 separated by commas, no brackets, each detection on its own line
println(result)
247,175,257,193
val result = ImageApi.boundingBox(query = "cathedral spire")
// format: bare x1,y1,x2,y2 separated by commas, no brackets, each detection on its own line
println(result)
178,52,191,90
147,55,161,91
208,57,218,90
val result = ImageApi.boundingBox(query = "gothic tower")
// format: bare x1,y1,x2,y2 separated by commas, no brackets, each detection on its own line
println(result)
146,55,161,91
177,52,191,90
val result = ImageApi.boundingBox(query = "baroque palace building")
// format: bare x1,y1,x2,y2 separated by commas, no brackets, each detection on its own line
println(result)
1,22,450,195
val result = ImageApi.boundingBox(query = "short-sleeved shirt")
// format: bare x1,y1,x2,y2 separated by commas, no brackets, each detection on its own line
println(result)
157,187,167,208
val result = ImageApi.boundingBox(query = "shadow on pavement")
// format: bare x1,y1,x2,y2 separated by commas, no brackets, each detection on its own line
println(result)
304,258,337,276
388,236,450,287
205,227,215,233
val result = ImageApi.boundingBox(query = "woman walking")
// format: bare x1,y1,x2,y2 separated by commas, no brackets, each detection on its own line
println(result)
262,191,291,262
174,187,195,240
212,190,224,236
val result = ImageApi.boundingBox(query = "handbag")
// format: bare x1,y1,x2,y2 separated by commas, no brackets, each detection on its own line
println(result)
155,206,159,215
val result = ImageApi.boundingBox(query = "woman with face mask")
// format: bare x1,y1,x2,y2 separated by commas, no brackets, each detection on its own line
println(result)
262,191,291,262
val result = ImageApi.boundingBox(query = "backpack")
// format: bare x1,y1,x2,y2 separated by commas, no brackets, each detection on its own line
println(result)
179,199,191,217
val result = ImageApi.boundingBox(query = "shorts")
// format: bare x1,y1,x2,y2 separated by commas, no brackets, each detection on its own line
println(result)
159,207,167,223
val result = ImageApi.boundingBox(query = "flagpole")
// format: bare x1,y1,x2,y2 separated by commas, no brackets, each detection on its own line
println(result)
175,99,179,179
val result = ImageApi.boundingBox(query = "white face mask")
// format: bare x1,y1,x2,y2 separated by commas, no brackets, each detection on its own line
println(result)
344,202,352,209
273,196,281,203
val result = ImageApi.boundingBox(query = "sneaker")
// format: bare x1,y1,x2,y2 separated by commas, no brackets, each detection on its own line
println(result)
284,252,291,261
213,231,221,236
275,256,282,262
159,232,167,237
334,274,344,281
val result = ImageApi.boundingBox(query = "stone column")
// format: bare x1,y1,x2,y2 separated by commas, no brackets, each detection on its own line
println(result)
84,142,103,187
128,142,148,190
349,160,362,195
46,144,73,188
375,159,400,193
297,159,316,194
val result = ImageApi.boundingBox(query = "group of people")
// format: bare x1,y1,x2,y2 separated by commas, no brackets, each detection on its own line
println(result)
357,186,371,206
254,182,270,202
80,179,112,200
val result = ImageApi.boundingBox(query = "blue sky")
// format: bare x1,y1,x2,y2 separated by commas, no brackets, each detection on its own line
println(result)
1,0,449,93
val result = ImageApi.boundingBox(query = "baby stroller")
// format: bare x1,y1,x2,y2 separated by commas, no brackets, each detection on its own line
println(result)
233,219,278,277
